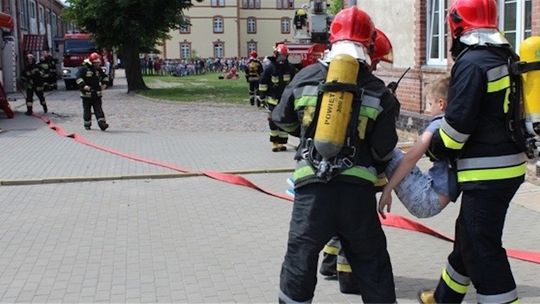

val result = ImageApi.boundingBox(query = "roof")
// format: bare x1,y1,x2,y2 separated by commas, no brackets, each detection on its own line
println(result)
22,34,49,51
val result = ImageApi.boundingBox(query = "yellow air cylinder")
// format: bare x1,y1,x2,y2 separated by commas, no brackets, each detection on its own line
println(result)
314,54,359,159
520,36,540,135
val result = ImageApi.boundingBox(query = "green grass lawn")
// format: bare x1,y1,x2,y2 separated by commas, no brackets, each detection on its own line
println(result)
139,73,248,104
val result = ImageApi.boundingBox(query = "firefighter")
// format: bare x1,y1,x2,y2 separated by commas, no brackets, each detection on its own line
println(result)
419,0,526,303
318,27,395,295
244,51,263,107
259,43,296,152
39,51,52,91
76,52,109,131
21,53,47,115
45,51,58,90
273,7,398,303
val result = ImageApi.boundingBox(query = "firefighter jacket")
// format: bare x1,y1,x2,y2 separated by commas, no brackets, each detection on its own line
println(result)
76,61,109,98
245,58,263,82
430,46,526,190
272,62,398,188
38,59,51,80
259,56,296,106
21,62,44,90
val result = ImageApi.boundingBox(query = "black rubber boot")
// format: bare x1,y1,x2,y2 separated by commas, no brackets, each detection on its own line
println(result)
41,102,48,113
25,106,33,116
98,120,109,131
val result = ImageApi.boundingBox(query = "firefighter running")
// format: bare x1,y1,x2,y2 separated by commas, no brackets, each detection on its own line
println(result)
273,7,398,303
21,53,48,116
259,43,296,152
244,51,263,107
419,0,528,303
76,52,110,131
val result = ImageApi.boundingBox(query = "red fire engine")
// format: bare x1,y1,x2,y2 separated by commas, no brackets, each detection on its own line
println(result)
277,0,331,69
61,32,114,90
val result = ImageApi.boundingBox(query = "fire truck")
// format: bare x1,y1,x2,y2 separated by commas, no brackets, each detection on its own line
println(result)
61,32,114,90
277,0,331,69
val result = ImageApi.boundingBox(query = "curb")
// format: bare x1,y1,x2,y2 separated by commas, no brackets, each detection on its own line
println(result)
0,167,295,186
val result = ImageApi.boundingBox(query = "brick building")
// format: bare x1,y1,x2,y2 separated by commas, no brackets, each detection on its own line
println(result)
0,0,71,92
354,0,538,125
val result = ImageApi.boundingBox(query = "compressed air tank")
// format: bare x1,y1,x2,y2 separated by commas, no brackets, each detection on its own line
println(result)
520,36,540,136
313,53,359,159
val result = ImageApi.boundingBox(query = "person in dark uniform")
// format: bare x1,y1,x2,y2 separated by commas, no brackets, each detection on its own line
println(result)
318,27,396,295
21,53,47,115
76,52,109,131
259,43,296,152
273,7,398,303
244,51,263,107
419,0,526,303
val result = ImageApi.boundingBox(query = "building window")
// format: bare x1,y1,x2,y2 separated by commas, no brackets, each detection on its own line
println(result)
30,0,36,18
247,41,257,54
214,41,225,58
242,0,260,8
213,16,224,33
52,13,58,37
20,0,29,29
281,17,291,34
427,0,448,65
499,0,532,52
247,17,256,34
277,0,294,9
180,17,191,34
180,42,191,59
211,0,225,7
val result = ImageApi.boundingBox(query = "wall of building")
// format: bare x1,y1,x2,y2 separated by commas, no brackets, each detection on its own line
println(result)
162,0,301,59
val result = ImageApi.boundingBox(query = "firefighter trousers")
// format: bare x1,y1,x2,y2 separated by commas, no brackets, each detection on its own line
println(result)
82,97,106,127
320,237,362,294
248,81,259,106
279,182,396,303
268,104,288,144
26,88,45,105
434,178,522,303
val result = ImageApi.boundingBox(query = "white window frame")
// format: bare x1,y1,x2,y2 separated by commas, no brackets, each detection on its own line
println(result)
213,16,224,33
281,17,290,34
214,42,224,58
426,0,448,66
211,0,225,7
180,17,191,33
498,0,532,53
247,17,256,33
180,43,191,59
247,41,257,54
243,0,260,8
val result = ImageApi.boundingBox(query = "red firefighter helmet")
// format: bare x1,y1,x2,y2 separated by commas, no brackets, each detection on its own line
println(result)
250,51,258,58
274,44,289,56
448,0,498,39
89,52,101,63
274,43,289,56
371,29,393,64
329,6,374,47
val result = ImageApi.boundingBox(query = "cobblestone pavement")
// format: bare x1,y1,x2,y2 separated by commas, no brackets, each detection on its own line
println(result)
0,71,539,303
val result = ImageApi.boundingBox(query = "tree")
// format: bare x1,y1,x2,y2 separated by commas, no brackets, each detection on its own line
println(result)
328,0,343,15
64,0,201,92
